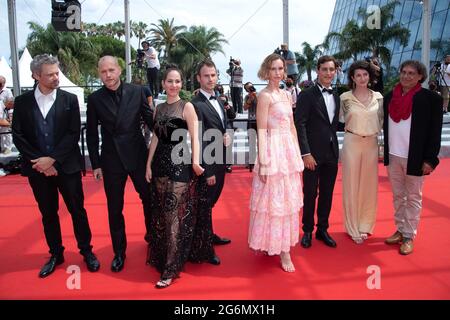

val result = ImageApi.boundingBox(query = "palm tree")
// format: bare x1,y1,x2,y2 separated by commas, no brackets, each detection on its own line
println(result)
148,18,186,62
357,0,410,65
323,0,410,67
323,20,367,62
295,42,323,81
131,21,149,48
169,25,228,89
27,22,98,85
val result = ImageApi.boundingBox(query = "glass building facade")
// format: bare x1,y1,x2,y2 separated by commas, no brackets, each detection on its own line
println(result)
326,0,450,76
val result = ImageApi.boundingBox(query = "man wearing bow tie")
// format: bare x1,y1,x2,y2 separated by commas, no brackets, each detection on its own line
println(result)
294,55,341,249
190,60,234,266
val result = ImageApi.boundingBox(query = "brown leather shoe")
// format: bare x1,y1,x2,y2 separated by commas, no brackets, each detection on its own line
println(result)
385,231,403,244
399,239,414,255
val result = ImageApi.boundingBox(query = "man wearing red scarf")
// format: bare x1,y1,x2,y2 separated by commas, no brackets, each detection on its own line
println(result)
383,60,443,255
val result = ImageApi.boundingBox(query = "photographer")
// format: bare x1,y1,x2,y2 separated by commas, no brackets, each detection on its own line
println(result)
0,75,14,156
366,56,384,94
227,58,244,114
141,41,160,98
280,43,299,85
433,55,450,113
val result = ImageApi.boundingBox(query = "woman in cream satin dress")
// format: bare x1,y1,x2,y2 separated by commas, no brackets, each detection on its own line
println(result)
340,61,383,244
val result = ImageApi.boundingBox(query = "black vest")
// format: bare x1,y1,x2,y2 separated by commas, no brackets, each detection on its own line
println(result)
33,103,56,155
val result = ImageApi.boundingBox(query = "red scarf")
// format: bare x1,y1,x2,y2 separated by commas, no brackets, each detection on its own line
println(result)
388,83,422,123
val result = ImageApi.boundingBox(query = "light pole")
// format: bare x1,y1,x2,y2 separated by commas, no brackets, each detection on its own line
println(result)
124,0,132,83
7,0,20,95
421,0,431,86
283,0,289,46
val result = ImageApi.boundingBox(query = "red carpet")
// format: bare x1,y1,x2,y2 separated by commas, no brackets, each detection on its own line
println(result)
1,160,449,300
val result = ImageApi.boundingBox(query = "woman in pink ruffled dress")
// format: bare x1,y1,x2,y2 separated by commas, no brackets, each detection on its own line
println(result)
248,53,304,272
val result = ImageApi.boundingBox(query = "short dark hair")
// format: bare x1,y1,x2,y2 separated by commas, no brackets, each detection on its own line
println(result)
399,60,428,83
317,55,337,70
141,41,149,46
196,59,217,76
347,60,374,88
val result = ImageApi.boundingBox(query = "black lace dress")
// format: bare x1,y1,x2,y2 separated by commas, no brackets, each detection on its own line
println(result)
147,99,198,280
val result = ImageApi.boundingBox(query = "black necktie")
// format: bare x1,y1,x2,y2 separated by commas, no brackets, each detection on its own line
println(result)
322,87,333,94
209,95,217,100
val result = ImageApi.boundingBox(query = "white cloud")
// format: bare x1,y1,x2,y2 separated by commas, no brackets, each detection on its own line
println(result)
0,0,335,84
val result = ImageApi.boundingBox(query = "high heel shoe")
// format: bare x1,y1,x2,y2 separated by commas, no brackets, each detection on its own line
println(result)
155,278,173,289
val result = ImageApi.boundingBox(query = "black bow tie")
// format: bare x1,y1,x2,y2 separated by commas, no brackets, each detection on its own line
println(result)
209,95,217,100
322,87,333,94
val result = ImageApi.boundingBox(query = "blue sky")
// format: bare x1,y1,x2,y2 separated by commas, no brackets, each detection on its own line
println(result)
0,0,336,84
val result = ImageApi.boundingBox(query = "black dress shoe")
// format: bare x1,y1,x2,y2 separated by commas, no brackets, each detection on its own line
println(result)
226,166,232,173
207,255,221,265
213,234,231,245
300,232,312,248
83,252,100,272
111,254,126,272
39,255,64,278
316,230,337,248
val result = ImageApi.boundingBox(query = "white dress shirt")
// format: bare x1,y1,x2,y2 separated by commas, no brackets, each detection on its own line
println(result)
200,88,224,124
317,83,336,123
34,86,57,119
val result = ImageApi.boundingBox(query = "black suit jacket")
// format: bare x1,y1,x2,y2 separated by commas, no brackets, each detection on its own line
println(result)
86,83,153,172
294,85,341,162
191,92,233,178
383,88,443,176
12,89,83,176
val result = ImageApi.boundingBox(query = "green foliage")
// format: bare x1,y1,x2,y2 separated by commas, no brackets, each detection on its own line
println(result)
384,75,400,94
25,18,227,94
323,0,410,67
179,89,193,101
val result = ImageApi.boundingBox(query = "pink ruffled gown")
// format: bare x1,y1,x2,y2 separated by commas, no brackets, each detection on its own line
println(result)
248,90,304,255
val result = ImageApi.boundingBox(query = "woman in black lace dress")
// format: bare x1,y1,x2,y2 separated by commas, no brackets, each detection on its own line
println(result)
145,66,204,288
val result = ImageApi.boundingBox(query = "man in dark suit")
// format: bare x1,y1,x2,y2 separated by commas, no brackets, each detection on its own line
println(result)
12,54,100,278
294,55,340,249
190,60,234,265
86,56,153,272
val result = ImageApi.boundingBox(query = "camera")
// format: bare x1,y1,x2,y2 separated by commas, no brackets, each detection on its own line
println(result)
274,47,287,59
136,49,145,68
229,57,237,69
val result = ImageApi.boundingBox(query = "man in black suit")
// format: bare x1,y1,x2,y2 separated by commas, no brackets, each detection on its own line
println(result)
12,54,100,278
294,55,340,249
191,60,234,265
86,56,153,272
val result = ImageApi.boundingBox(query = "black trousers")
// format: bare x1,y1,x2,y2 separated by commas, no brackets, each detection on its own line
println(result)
231,87,243,113
205,164,226,209
197,164,226,238
102,159,151,256
28,171,93,256
146,67,159,97
302,149,338,233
